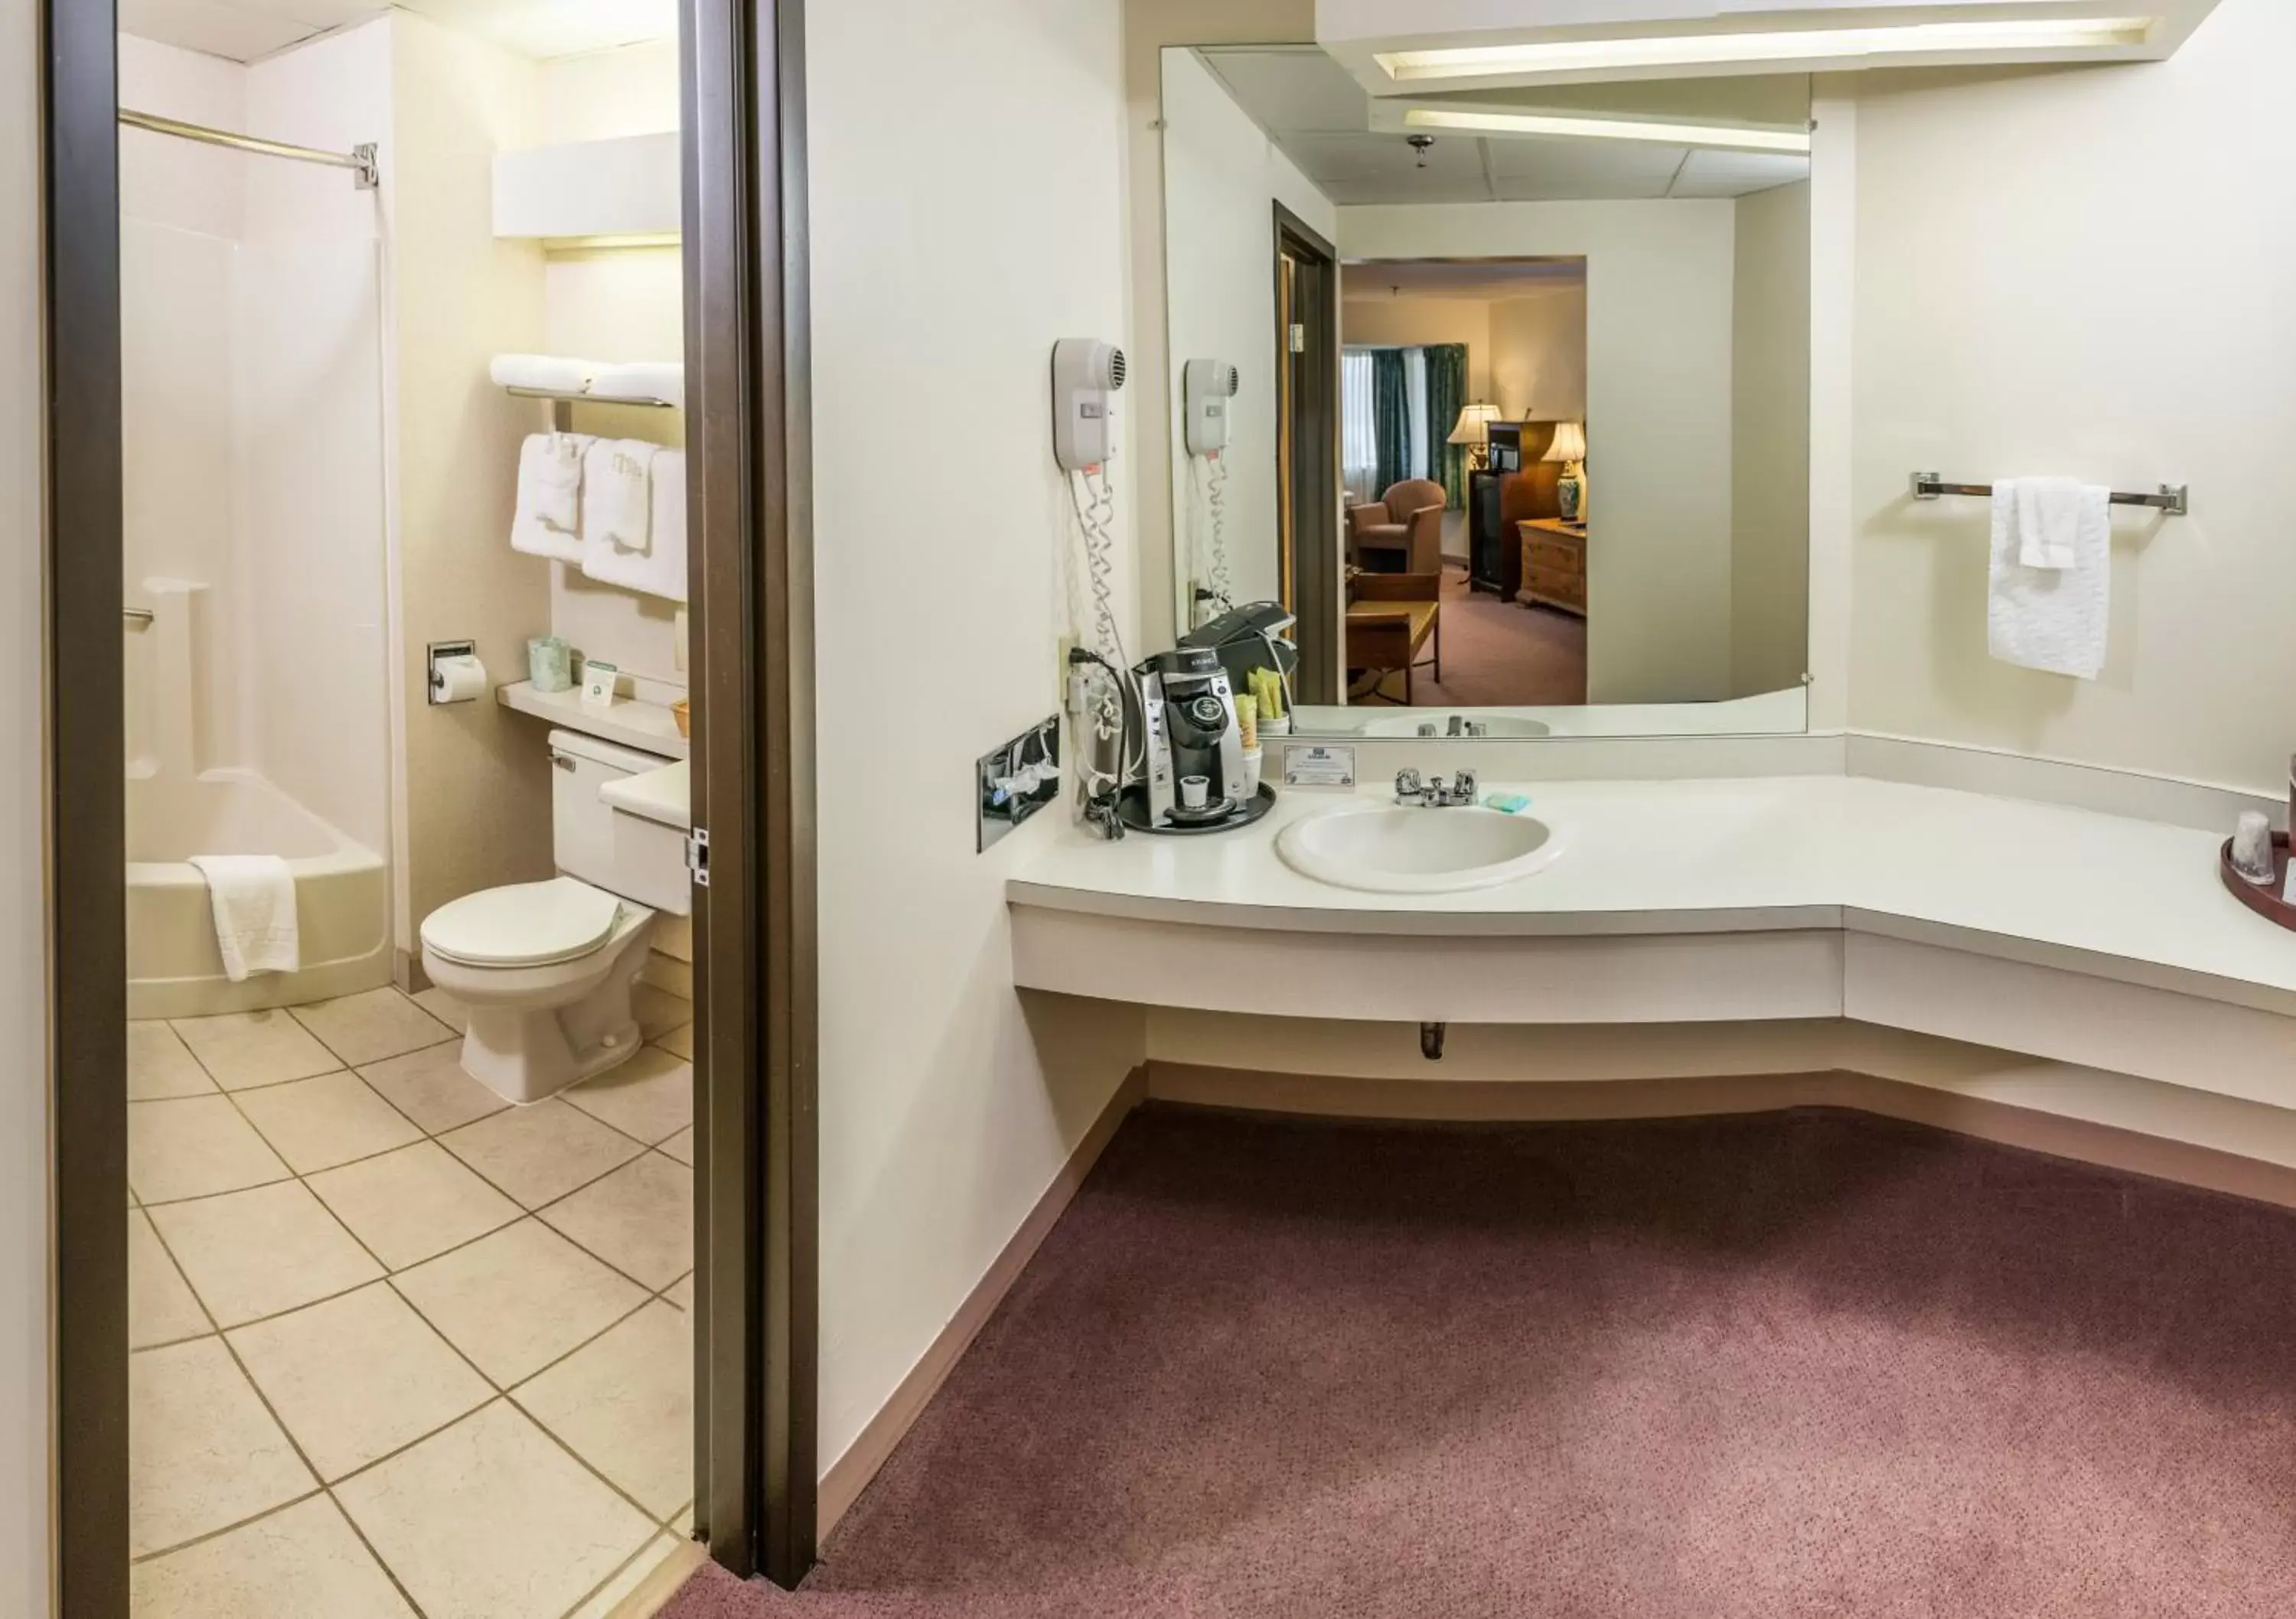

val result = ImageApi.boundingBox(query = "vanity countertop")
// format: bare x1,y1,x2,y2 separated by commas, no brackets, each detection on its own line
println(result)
1009,774,2296,1012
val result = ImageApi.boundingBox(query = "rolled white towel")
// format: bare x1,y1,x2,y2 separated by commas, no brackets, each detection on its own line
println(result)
490,353,597,395
591,360,683,410
186,855,298,983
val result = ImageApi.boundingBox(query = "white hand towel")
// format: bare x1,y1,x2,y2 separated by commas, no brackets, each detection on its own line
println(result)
2011,475,2093,569
489,353,598,395
510,432,592,562
186,855,298,983
582,448,687,602
1989,480,2111,679
581,438,657,559
591,360,684,410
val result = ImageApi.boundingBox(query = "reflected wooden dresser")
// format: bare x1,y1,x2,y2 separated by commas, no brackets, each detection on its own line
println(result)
1518,518,1587,617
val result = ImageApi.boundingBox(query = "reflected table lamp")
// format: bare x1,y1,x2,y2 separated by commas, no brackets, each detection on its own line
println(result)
1447,403,1502,473
1544,421,1587,523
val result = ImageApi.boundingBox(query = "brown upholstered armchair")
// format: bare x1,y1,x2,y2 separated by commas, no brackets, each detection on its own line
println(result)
1346,478,1446,575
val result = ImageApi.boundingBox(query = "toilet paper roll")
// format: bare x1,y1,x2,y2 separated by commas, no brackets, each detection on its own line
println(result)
429,654,489,705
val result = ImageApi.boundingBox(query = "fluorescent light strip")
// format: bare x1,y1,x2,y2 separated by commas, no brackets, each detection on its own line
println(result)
1404,107,1810,154
1376,17,2156,81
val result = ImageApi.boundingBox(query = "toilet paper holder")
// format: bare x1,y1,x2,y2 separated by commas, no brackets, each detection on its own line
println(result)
427,639,485,705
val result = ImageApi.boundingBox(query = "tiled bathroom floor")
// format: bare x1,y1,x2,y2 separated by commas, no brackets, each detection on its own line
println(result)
126,982,700,1619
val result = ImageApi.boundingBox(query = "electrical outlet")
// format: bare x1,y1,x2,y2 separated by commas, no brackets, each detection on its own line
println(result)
977,716,1061,853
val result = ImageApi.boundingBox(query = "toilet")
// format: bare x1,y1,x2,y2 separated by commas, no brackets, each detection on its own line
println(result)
420,728,691,1104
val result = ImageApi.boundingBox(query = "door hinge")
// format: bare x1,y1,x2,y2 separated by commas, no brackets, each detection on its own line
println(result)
686,826,710,887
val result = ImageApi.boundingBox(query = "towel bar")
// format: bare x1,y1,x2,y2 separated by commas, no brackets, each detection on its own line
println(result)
1910,472,2188,517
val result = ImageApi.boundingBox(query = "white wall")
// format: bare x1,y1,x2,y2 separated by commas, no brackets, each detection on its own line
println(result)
1730,180,1810,699
1342,200,1736,703
1160,46,1337,622
1848,1,2291,792
0,0,46,1604
809,0,1147,1475
1341,295,1494,404
1489,287,1587,423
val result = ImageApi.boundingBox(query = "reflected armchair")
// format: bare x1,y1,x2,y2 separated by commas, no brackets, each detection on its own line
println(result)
1346,478,1445,575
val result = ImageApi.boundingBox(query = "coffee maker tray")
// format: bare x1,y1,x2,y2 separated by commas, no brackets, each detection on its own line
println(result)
1117,783,1278,836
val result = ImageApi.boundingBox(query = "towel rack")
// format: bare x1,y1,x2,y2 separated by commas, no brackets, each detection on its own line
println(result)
504,385,677,433
1910,472,2189,517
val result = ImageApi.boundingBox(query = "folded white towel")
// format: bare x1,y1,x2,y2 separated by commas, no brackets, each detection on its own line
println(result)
510,432,592,563
582,438,657,561
591,361,684,411
489,353,597,395
2011,476,2094,569
583,448,687,601
1989,479,2110,679
186,855,299,983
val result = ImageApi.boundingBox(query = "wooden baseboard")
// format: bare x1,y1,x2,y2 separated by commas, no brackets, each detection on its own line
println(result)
1146,1060,2296,1211
815,1064,1148,1539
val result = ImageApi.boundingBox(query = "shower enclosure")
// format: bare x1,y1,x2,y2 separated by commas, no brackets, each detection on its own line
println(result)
119,77,391,1017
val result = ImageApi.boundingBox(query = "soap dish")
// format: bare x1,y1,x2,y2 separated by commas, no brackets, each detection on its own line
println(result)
2219,831,2296,933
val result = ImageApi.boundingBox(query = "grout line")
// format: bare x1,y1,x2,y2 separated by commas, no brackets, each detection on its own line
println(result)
126,1484,331,1566
553,1524,680,1619
325,1486,435,1619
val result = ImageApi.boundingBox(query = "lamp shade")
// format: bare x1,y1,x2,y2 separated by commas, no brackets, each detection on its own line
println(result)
1446,402,1501,447
1541,421,1587,464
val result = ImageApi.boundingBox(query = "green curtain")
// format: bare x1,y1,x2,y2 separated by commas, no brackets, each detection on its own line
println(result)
1423,344,1469,510
1371,348,1411,496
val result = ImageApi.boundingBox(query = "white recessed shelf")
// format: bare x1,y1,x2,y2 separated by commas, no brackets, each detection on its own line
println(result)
494,132,680,240
497,679,687,761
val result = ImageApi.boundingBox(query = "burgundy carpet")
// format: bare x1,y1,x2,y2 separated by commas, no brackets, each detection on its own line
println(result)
1355,565,1587,709
665,1105,2296,1618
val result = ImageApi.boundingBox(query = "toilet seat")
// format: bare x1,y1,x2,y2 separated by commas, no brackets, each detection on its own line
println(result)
421,877,625,969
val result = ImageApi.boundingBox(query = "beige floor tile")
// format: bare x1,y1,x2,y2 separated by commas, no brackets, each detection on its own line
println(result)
356,1044,509,1135
232,1071,422,1175
292,987,456,1068
129,1096,292,1204
517,1301,692,1517
393,1220,647,1386
563,1047,692,1146
568,1533,687,1619
129,1337,315,1558
132,1493,416,1619
540,1155,693,1291
673,1501,693,1536
409,985,466,1033
129,1210,211,1349
657,1021,694,1061
129,1021,216,1101
657,1126,694,1166
169,1009,341,1090
662,1272,693,1311
632,982,692,1042
440,1099,642,1209
334,1402,654,1619
305,1142,521,1271
149,1181,385,1328
131,1494,415,1619
229,1283,492,1481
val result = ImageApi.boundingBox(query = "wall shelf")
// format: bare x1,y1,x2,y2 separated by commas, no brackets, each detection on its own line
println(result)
497,679,687,761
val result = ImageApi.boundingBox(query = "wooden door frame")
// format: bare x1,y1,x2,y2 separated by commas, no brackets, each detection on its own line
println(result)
42,0,819,1605
1274,202,1339,706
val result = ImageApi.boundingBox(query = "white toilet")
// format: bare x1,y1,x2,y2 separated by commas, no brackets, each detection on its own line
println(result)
420,728,691,1104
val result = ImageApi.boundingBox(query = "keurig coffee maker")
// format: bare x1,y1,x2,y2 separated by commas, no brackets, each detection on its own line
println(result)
1117,647,1275,835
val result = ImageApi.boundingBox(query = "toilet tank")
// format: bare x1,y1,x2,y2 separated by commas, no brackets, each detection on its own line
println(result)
548,729,692,917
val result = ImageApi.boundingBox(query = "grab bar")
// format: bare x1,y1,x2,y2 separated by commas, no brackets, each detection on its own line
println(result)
122,608,153,625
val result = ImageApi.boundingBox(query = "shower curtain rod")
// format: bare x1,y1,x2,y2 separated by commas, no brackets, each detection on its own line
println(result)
118,108,379,190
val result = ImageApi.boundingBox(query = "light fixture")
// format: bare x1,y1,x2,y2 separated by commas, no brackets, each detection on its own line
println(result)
1374,17,2156,83
1403,106,1808,154
1448,403,1502,472
1542,422,1588,523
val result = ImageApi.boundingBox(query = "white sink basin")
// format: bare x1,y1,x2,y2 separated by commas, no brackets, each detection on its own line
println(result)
1276,804,1563,894
1360,713,1556,738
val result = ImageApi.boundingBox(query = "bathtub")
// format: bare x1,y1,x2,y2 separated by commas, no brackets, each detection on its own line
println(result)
127,770,392,1019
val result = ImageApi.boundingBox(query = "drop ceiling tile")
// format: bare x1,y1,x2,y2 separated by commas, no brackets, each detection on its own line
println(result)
1669,149,1813,198
1199,47,1371,135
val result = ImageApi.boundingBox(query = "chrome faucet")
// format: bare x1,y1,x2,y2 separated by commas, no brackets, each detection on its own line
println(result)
1394,768,1479,807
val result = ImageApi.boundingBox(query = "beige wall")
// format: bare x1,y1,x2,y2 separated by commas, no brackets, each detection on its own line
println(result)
1489,287,1587,423
1847,0,2287,791
1342,200,1737,703
1341,295,1495,404
388,13,556,950
810,0,1148,1477
1,0,47,1601
1731,180,1810,699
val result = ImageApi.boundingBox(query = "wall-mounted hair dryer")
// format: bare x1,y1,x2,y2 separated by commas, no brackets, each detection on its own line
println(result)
1183,358,1238,458
1052,338,1127,473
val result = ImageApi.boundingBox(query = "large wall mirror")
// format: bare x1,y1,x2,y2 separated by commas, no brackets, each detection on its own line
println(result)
1159,45,1812,739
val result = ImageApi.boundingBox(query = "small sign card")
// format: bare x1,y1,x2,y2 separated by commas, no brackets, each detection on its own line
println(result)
580,658,620,712
1283,743,1356,789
